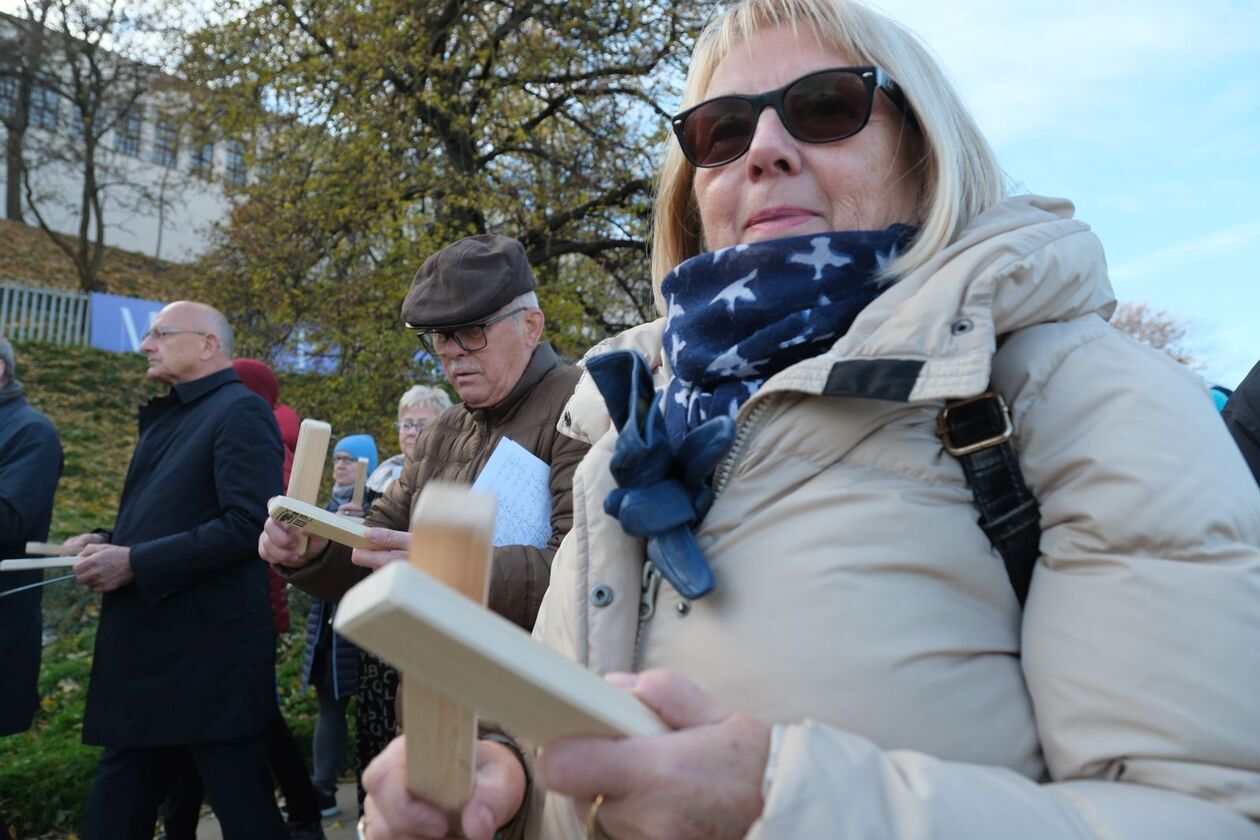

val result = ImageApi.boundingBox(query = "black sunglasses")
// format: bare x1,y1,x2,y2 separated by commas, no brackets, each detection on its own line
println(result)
671,66,907,168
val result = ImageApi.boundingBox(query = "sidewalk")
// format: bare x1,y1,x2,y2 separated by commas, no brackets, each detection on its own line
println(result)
193,781,358,839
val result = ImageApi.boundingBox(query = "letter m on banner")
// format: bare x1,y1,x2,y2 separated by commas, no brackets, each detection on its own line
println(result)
89,293,166,353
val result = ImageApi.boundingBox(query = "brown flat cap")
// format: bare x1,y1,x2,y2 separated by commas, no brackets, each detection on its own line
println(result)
401,234,536,330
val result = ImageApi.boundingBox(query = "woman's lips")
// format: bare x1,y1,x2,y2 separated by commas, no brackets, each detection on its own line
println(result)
744,206,820,236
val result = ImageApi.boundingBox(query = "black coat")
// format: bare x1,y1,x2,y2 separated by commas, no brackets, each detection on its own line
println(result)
82,368,283,747
0,384,63,736
1222,361,1260,485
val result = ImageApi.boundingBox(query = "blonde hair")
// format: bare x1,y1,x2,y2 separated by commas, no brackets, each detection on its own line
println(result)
651,0,1004,306
398,385,452,418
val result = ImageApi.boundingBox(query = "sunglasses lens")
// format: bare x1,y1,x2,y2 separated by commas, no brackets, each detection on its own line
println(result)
783,71,870,142
682,98,756,166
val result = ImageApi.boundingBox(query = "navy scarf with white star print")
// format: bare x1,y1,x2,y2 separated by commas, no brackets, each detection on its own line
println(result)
660,225,916,450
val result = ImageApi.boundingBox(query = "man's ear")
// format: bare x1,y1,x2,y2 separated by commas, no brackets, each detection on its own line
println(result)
522,308,545,346
201,333,222,360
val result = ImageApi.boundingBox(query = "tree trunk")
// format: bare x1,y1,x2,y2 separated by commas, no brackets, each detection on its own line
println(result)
4,128,25,222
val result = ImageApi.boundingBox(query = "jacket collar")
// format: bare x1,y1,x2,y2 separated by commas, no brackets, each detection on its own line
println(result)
465,342,560,425
170,366,240,404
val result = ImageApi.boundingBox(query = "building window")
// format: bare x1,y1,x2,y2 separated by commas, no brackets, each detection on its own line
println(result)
190,140,213,176
224,139,246,187
152,119,177,167
115,106,142,156
29,85,59,130
0,77,15,119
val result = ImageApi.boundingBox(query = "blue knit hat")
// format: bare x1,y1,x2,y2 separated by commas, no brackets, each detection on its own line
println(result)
333,434,378,474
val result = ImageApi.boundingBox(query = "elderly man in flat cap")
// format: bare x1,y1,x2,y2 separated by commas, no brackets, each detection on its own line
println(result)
259,234,590,781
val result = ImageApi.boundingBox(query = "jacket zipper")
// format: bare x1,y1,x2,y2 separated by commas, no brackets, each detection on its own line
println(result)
630,560,662,671
712,397,774,497
629,397,774,671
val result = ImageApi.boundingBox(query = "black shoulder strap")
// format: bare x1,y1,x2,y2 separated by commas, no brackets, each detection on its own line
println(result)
937,392,1041,606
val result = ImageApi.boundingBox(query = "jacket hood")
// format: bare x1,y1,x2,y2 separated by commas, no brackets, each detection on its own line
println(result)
232,359,280,407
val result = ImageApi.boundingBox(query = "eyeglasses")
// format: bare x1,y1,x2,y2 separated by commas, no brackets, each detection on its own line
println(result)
141,327,209,342
413,307,527,356
395,419,428,432
670,66,907,168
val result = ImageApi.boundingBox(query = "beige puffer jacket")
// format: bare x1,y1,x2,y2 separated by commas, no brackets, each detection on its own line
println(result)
525,196,1260,837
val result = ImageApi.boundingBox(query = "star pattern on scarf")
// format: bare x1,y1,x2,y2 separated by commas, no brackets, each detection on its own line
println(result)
667,293,686,326
789,237,852,280
710,270,758,312
669,332,687,369
706,346,757,378
711,243,750,264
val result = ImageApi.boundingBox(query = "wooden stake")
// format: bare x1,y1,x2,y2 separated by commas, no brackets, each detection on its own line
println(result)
351,457,368,508
287,419,331,554
401,482,496,831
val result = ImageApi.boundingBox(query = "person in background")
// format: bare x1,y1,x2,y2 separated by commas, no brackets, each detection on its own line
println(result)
258,234,590,816
161,359,326,840
68,301,285,839
358,384,451,808
302,434,378,817
365,385,453,496
1222,362,1260,483
1211,384,1234,412
358,1,1260,837
0,336,64,840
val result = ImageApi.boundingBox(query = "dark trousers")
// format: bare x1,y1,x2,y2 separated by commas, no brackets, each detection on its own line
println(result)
82,736,286,840
162,707,322,836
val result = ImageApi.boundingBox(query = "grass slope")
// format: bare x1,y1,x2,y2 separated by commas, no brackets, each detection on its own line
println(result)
0,218,194,300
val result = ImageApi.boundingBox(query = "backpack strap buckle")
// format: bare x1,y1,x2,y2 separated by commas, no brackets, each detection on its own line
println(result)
937,391,1013,456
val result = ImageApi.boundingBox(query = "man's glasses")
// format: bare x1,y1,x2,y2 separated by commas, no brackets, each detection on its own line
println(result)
414,307,526,356
140,327,208,342
395,419,427,432
671,66,907,168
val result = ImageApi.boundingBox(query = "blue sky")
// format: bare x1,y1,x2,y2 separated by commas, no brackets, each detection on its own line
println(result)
871,0,1260,387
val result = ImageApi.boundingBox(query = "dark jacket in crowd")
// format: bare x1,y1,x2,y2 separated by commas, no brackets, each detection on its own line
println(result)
285,343,588,630
0,381,63,736
1222,361,1260,484
82,367,283,747
299,489,379,700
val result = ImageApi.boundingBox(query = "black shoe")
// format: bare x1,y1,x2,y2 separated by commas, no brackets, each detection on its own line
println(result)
314,789,341,818
287,819,326,840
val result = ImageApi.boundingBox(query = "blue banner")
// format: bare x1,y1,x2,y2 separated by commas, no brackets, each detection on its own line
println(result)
89,292,165,353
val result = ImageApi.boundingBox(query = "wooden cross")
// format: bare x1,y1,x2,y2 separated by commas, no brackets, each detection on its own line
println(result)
287,419,331,554
351,457,369,508
335,483,664,830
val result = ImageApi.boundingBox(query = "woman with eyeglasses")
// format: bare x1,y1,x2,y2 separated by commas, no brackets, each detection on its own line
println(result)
365,385,455,497
360,0,1260,837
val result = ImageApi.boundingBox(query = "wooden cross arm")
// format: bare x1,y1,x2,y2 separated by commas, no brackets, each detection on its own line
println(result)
267,496,374,549
25,541,78,556
334,560,667,745
1,556,79,571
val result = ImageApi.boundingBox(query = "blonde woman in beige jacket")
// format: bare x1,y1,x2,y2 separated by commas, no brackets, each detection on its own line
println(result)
360,1,1260,837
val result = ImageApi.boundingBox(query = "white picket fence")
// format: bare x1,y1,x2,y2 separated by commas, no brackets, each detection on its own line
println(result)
0,282,91,345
